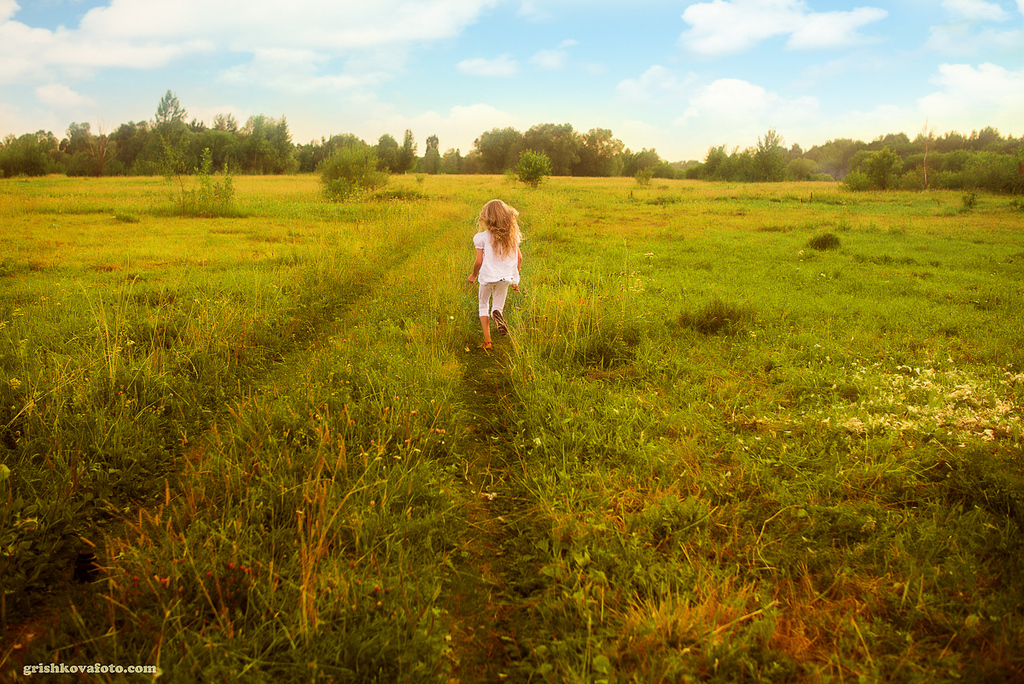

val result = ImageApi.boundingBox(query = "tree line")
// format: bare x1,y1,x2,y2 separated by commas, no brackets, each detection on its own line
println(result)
686,127,1024,194
1,91,1022,194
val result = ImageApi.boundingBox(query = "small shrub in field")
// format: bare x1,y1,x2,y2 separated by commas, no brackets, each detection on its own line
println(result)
678,297,752,335
961,191,978,213
516,150,552,187
807,232,841,251
635,168,654,187
319,146,389,201
165,147,238,217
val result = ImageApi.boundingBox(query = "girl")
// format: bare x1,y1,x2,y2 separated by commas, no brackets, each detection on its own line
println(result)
467,199,523,350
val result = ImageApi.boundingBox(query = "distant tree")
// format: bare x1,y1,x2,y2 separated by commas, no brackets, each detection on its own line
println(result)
110,121,153,174
0,131,60,177
754,128,786,182
422,134,441,174
239,115,295,174
524,123,580,176
375,133,400,173
917,119,936,189
198,128,239,172
969,126,1001,151
786,157,819,181
473,127,524,174
155,90,188,129
396,129,417,174
212,113,239,133
620,148,660,177
62,122,92,156
87,129,116,176
864,147,902,190
576,128,623,177
440,148,463,174
804,138,863,179
700,145,729,179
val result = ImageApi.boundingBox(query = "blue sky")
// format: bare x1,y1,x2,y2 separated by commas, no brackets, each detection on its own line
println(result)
1,0,1022,162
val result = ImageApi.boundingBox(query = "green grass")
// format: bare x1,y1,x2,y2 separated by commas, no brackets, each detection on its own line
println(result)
2,175,1023,682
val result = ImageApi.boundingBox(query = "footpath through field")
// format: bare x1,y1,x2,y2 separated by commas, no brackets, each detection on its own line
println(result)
441,340,542,683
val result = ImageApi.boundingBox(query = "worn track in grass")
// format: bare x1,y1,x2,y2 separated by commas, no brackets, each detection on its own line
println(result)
442,337,545,683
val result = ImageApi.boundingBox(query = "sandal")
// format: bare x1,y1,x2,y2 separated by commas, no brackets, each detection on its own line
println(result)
492,310,508,336
480,342,492,351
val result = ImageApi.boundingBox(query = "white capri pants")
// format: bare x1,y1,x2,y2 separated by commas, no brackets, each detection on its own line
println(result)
477,280,511,318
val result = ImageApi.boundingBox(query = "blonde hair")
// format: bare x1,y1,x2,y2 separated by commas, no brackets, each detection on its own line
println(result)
478,199,522,258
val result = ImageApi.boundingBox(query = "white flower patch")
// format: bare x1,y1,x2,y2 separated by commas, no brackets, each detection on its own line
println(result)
829,364,1021,443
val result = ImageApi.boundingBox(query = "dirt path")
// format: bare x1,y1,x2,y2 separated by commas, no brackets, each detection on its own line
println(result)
442,341,541,683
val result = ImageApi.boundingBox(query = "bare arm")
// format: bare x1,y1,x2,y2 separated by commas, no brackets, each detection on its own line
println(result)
468,249,484,283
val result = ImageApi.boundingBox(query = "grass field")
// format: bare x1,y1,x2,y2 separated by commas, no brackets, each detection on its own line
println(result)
1,173,1023,682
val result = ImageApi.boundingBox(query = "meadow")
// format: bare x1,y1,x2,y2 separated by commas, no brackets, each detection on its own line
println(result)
1,173,1022,682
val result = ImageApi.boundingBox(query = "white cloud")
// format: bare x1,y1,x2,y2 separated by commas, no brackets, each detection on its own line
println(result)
530,49,567,70
77,0,500,50
36,82,95,108
787,7,889,50
927,0,1021,55
217,48,390,94
680,0,887,57
675,77,819,148
457,54,518,77
918,62,1024,128
529,41,576,70
925,22,1024,55
1,0,500,83
616,65,691,102
942,0,1010,21
517,0,551,21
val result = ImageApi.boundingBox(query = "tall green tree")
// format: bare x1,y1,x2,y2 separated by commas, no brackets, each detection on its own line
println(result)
576,128,623,177
864,147,902,190
375,134,400,173
620,148,661,177
473,127,524,174
154,90,188,130
422,134,441,174
524,123,580,176
754,128,786,182
440,148,462,174
0,131,60,177
239,115,295,174
397,130,417,174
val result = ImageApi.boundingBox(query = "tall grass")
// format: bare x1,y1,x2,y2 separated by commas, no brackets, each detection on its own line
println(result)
2,176,1023,682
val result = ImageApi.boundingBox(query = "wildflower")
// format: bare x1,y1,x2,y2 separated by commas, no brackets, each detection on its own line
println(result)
9,378,20,388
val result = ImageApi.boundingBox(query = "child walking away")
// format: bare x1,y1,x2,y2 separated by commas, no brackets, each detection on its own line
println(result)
467,199,523,350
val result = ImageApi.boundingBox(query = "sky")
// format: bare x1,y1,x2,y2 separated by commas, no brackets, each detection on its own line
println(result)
1,0,1022,162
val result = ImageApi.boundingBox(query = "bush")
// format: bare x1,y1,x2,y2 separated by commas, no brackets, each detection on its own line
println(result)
319,146,389,201
842,171,870,192
164,147,238,218
515,150,551,188
808,233,841,251
180,148,237,217
634,168,654,187
678,297,753,336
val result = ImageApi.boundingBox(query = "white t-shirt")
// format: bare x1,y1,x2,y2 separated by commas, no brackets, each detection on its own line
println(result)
473,230,520,284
